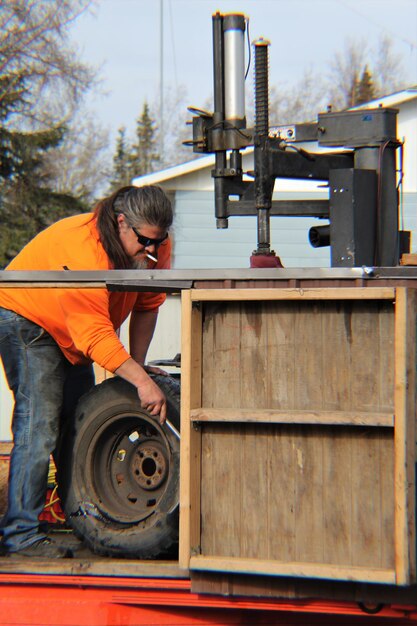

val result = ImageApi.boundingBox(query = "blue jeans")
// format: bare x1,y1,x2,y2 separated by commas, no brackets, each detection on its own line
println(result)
0,307,94,551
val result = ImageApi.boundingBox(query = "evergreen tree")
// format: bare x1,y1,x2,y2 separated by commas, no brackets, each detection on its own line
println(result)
0,73,27,180
0,1,96,266
131,102,160,176
355,66,375,105
327,35,407,111
109,102,161,191
0,119,86,267
109,127,132,191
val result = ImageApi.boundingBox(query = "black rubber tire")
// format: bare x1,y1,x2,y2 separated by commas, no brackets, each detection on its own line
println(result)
57,374,180,559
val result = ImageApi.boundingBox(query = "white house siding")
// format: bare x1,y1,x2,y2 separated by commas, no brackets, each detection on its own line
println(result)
398,100,417,193
0,363,13,440
171,189,330,269
401,192,417,248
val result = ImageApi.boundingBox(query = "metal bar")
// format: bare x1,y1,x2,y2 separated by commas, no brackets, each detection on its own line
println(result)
226,199,329,217
0,267,401,284
0,268,372,284
106,280,193,293
269,149,354,180
269,122,319,143
2,267,417,286
165,419,180,440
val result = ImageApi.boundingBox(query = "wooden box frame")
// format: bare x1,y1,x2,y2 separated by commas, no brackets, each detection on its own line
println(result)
179,287,417,585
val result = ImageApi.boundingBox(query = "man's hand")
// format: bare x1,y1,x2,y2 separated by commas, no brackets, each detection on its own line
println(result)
137,376,167,424
144,364,169,376
114,357,167,425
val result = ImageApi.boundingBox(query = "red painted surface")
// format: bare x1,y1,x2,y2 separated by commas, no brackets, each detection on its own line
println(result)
38,487,65,524
0,574,416,626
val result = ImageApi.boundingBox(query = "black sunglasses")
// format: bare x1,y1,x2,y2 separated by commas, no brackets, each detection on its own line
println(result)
131,226,168,248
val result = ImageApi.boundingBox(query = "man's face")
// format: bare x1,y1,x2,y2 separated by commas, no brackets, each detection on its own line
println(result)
117,214,167,268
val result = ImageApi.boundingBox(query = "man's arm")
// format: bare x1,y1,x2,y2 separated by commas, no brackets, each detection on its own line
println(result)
129,309,158,365
123,308,167,422
129,308,169,375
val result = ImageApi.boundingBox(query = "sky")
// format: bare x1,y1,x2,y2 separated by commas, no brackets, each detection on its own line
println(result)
71,0,417,146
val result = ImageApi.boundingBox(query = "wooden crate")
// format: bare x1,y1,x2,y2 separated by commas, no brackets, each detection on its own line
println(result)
179,287,417,585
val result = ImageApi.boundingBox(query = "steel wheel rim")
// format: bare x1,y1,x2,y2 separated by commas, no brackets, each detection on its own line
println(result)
83,411,171,524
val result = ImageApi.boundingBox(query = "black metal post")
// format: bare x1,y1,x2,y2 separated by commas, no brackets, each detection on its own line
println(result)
212,12,228,228
254,39,273,253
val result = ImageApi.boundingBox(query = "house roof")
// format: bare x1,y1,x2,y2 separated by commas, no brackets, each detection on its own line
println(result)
350,87,417,110
132,153,215,187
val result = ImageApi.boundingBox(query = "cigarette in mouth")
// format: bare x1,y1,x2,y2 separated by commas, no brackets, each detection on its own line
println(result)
146,252,158,263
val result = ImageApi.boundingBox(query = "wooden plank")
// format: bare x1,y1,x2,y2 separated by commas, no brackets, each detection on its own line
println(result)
268,426,296,561
350,429,386,568
92,363,112,384
394,288,417,584
294,426,324,563
199,426,215,556
0,443,12,455
378,300,395,411
350,302,382,412
0,559,187,578
190,287,395,302
200,426,242,558
201,302,242,407
322,301,351,411
266,301,295,409
179,290,202,569
240,425,269,559
200,302,214,407
379,430,396,569
322,430,352,566
240,301,268,408
189,556,396,584
293,302,324,411
400,253,417,266
190,570,417,603
190,408,394,427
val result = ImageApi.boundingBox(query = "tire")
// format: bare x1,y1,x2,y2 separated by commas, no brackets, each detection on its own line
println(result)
57,374,180,559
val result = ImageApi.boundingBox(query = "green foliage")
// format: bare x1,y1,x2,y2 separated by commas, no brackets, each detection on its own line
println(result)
109,127,132,191
0,72,27,179
131,102,160,175
0,183,87,267
0,117,88,267
0,72,88,267
0,0,96,266
354,66,375,106
109,102,160,192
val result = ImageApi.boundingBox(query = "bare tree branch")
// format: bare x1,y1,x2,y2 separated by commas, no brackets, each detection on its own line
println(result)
0,0,98,127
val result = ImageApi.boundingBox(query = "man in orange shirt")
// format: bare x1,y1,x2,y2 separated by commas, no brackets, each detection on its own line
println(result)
0,185,173,558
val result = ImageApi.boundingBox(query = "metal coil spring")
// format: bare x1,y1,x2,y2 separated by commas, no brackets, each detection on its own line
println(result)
254,40,269,136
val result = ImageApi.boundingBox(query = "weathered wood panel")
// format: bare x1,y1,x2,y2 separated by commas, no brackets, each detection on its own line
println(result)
200,424,395,570
183,288,415,586
201,300,395,414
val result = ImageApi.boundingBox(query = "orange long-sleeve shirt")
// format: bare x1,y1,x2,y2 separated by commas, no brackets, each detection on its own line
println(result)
0,213,171,372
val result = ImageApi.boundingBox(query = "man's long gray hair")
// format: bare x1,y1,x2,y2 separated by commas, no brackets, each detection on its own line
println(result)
113,186,173,231
94,185,173,269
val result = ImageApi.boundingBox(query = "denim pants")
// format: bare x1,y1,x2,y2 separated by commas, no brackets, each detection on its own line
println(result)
0,307,94,551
